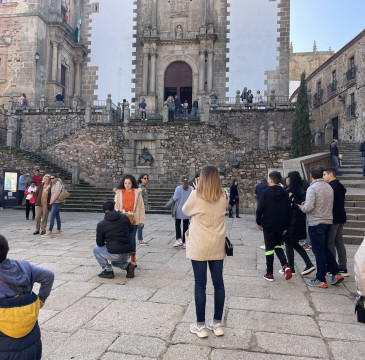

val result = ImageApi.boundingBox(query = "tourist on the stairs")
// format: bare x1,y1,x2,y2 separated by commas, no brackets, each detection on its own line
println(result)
25,180,37,220
137,173,150,246
323,168,348,276
360,136,365,176
330,139,341,175
114,175,145,267
42,176,64,238
172,177,193,249
33,175,51,235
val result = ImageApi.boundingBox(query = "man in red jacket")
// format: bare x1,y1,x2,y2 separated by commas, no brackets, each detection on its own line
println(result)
32,169,43,186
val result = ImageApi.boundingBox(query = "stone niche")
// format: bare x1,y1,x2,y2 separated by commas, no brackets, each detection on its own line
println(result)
123,132,168,182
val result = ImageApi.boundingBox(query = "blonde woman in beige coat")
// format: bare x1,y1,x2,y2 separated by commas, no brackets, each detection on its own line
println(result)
114,175,145,267
183,165,227,338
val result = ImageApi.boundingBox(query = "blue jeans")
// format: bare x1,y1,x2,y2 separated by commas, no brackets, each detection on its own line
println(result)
137,224,144,241
130,225,138,252
175,107,180,118
93,246,129,272
194,108,198,117
183,108,188,118
49,203,62,231
191,260,225,325
362,157,365,175
332,155,339,174
308,224,339,282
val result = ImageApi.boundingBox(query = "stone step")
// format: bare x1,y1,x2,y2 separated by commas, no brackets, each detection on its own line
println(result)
343,227,365,236
343,235,364,245
346,220,365,228
340,181,365,189
345,206,365,214
347,213,365,221
338,174,365,180
340,168,363,174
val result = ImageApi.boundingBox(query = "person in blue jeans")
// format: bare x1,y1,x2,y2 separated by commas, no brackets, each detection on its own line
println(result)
192,98,199,117
42,176,64,238
330,139,341,175
137,173,150,246
299,166,344,288
183,165,228,338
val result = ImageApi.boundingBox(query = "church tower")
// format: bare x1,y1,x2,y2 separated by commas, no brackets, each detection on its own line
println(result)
133,0,230,113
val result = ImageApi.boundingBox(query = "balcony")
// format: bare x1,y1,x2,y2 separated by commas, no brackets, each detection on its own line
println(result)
313,90,323,107
344,67,356,84
346,103,356,118
327,81,337,97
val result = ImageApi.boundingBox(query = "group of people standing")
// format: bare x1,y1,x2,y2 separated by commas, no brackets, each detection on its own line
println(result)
256,166,348,288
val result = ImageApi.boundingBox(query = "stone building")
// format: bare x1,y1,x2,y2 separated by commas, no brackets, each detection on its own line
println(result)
289,41,334,96
132,0,230,114
0,0,96,108
291,29,365,143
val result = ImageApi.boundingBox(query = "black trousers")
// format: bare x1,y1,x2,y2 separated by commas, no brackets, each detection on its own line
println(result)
175,219,189,243
285,240,313,271
263,230,288,275
18,190,25,205
26,200,35,219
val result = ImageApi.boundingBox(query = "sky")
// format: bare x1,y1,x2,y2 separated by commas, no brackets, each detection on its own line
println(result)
89,0,365,102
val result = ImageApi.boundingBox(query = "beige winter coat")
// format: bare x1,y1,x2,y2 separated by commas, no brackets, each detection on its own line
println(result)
182,190,227,261
354,237,365,296
114,188,145,224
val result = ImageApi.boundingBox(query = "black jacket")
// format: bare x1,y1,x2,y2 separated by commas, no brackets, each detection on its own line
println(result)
256,185,291,232
229,185,239,205
96,211,133,254
255,182,268,200
284,185,307,242
328,180,347,224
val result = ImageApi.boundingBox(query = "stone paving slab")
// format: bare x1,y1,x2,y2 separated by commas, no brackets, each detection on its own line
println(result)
0,210,361,359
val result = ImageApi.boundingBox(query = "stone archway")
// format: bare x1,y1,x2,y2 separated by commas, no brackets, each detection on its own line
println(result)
164,61,192,111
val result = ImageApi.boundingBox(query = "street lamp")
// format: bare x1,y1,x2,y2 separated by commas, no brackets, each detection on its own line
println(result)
35,52,40,66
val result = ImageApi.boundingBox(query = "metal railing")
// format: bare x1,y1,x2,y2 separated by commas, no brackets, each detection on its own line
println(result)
327,81,337,96
346,103,356,118
345,67,356,82
313,90,323,107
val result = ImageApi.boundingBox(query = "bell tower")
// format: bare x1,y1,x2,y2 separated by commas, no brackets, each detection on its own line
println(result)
133,0,230,113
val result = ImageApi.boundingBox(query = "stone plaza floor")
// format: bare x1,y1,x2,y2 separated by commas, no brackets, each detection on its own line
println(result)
0,209,364,360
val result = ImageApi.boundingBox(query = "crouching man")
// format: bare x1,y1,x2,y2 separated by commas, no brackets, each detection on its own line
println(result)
0,234,54,359
93,200,135,279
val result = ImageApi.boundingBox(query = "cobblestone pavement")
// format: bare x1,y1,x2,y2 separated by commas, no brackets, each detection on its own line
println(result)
1,210,363,360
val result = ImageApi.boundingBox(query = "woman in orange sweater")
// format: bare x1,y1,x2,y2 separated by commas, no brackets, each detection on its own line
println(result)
114,175,145,267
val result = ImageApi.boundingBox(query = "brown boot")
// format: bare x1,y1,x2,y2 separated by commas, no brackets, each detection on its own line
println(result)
130,252,137,267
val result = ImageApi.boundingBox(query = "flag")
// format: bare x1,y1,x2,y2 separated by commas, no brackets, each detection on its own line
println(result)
63,0,70,24
77,14,82,42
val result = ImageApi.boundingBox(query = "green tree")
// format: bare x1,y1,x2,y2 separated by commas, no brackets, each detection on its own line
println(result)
291,72,312,158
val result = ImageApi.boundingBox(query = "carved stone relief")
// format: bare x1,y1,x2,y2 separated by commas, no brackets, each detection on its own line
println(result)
170,0,189,18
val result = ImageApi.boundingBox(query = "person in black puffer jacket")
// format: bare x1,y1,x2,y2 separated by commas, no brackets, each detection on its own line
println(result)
283,171,315,276
229,179,240,218
93,200,135,279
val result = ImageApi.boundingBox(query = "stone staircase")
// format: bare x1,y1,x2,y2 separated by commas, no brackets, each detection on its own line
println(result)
338,143,365,244
62,184,175,214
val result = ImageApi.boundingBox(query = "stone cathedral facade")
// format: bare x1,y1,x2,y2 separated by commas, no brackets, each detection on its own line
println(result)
132,0,230,113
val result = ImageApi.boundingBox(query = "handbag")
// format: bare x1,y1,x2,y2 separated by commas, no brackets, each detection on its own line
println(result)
30,195,35,205
57,187,70,202
126,213,136,225
355,296,365,323
225,236,233,256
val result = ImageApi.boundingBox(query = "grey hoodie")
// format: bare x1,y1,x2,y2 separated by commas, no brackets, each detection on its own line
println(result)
0,259,54,302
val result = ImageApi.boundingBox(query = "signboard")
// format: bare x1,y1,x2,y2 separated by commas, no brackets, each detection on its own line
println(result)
2,170,20,208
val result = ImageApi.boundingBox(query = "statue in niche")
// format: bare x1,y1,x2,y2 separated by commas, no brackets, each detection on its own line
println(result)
137,147,154,166
176,25,183,39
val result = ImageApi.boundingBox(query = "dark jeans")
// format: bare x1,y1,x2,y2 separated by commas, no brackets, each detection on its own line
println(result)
26,200,35,219
175,218,189,243
18,190,25,205
285,240,313,272
191,260,225,324
49,203,62,231
168,110,174,122
308,224,339,282
129,225,138,252
263,230,288,275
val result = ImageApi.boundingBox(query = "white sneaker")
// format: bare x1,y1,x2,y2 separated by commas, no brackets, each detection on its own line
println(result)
0,207,3,211
206,321,224,336
190,323,208,338
260,245,266,250
279,269,296,275
173,239,183,247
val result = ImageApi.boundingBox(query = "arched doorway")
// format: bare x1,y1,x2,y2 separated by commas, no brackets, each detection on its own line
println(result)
164,61,192,112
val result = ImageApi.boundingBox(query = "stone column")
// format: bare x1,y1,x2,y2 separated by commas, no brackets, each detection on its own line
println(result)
162,101,168,123
268,121,276,150
235,90,240,107
85,103,91,123
72,160,80,184
198,49,206,93
149,48,157,95
57,47,62,83
202,0,207,26
152,0,157,29
40,95,46,110
259,125,266,150
124,101,130,124
207,50,214,92
74,55,82,97
52,42,58,81
142,48,149,94
7,96,13,114
324,119,333,144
